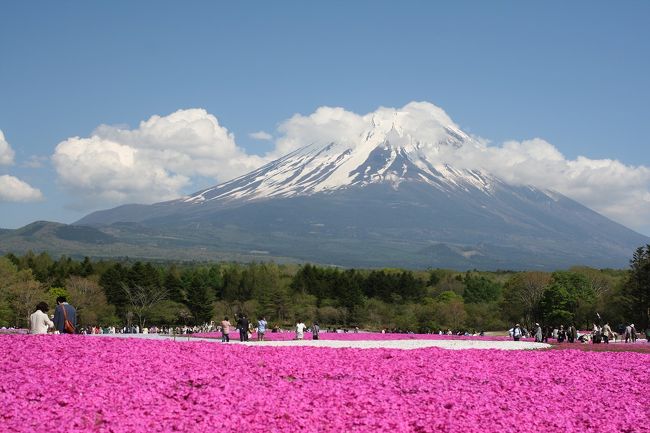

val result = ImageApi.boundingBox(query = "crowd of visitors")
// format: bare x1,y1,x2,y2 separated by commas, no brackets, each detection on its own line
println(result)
23,298,650,345
510,320,647,344
215,315,320,342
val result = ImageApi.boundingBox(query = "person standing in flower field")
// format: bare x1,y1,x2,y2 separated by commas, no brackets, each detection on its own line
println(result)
237,314,250,342
220,316,232,342
295,320,306,340
624,324,633,343
568,324,577,343
257,317,268,341
534,323,542,343
601,322,613,344
29,302,54,334
53,296,76,334
312,322,320,340
512,323,523,341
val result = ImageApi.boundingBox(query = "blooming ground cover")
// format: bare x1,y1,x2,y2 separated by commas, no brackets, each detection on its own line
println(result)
1,335,648,433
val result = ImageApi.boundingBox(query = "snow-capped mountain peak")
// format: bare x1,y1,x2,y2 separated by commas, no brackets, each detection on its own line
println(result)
182,109,491,204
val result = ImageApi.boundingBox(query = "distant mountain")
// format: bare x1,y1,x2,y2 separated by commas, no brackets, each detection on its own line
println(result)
68,108,648,269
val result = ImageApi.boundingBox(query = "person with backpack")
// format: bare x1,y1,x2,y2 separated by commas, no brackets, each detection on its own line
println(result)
53,296,76,334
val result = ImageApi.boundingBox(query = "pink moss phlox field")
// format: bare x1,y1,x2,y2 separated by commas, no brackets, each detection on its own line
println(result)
192,331,513,341
1,335,648,433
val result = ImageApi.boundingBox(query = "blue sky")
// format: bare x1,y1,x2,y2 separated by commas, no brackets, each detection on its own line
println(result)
1,1,649,234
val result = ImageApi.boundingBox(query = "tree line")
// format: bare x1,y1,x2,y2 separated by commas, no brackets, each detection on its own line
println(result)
1,246,648,332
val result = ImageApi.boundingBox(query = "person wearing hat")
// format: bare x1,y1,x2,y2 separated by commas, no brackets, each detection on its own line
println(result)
534,323,543,342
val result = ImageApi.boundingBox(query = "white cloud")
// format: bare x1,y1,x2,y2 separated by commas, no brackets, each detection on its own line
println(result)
52,109,267,207
275,102,650,234
0,130,16,165
0,175,43,202
249,131,273,141
442,138,650,232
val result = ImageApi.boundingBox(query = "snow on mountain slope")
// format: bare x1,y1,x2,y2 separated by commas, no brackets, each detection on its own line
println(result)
181,110,498,205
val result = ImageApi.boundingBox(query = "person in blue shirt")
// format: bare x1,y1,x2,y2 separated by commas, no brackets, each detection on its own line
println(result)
53,296,77,334
257,317,268,341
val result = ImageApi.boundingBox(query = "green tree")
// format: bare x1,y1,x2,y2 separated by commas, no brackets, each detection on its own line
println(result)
622,245,650,329
501,272,551,329
435,292,467,330
0,257,44,327
465,302,506,331
122,284,169,329
463,273,502,304
65,276,116,326
163,266,185,303
148,300,191,325
99,263,129,311
539,271,594,327
539,283,574,325
184,271,215,324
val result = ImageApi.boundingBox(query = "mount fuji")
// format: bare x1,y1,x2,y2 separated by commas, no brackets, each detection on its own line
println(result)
67,107,647,269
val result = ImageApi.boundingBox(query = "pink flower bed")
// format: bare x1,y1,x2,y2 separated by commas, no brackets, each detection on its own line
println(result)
1,335,648,433
193,331,513,341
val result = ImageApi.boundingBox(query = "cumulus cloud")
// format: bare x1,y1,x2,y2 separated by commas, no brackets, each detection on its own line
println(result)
275,102,650,234
52,109,267,207
441,138,650,232
0,175,43,202
0,130,16,165
249,131,273,141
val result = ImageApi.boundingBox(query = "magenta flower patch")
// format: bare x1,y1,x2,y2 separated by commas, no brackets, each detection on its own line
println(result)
0,335,647,432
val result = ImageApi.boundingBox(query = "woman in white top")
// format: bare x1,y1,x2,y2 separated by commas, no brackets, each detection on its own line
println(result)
29,302,54,334
295,321,306,340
